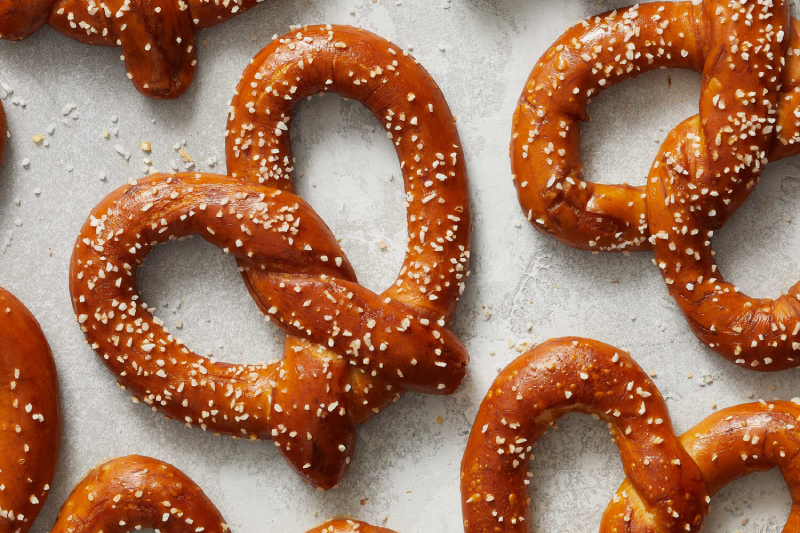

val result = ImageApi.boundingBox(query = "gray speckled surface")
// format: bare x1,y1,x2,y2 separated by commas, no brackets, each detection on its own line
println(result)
0,0,798,531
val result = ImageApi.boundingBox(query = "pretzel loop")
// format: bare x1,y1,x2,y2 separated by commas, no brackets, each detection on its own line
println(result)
460,337,708,533
512,2,705,251
513,1,800,252
0,288,61,533
70,25,470,491
227,25,471,319
51,455,397,533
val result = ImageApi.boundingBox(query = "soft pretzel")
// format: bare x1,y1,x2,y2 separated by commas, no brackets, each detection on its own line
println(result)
0,288,61,533
512,0,800,370
606,400,800,530
225,23,471,483
462,337,800,533
50,455,397,533
0,0,264,98
70,25,471,490
460,337,707,533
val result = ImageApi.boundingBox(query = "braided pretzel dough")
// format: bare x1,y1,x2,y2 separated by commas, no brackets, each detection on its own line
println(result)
0,0,263,98
51,455,397,533
512,0,800,370
461,337,707,533
0,288,61,533
70,26,471,490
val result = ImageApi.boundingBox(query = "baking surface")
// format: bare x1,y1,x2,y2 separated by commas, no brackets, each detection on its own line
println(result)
1,0,798,531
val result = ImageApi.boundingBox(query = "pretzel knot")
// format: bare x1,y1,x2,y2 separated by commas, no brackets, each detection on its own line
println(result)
50,455,398,533
0,288,61,533
512,0,800,370
0,0,264,98
69,25,471,490
461,337,800,533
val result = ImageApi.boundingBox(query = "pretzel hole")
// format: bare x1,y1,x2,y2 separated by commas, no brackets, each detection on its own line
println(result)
713,166,799,298
526,413,623,530
290,94,405,294
705,469,788,531
137,237,283,365
581,69,699,187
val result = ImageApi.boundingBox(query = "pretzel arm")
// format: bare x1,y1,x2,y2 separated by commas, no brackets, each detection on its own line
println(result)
648,123,800,369
50,456,228,533
2,0,265,97
269,339,359,489
0,289,61,533
461,337,707,533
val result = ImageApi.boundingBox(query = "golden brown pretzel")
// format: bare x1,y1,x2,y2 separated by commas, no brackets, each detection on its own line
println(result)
69,25,471,490
51,455,397,533
225,23,471,485
0,288,61,533
606,400,800,530
512,0,800,370
462,337,800,532
460,337,708,533
0,0,264,98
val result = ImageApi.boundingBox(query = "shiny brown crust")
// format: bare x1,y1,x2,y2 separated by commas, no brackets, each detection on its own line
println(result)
50,455,397,533
0,0,264,98
462,338,800,532
225,24,471,486
512,0,800,370
69,26,471,490
606,400,800,530
460,337,708,533
50,455,228,533
306,519,397,533
0,288,61,533
0,100,6,164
